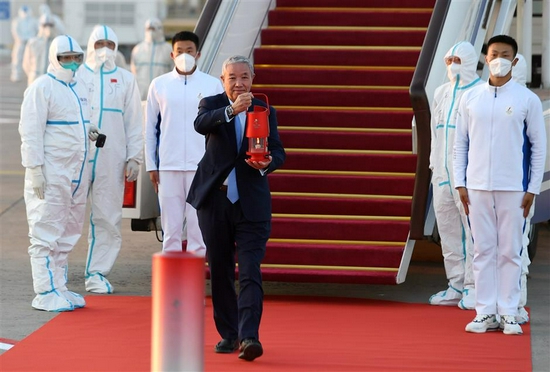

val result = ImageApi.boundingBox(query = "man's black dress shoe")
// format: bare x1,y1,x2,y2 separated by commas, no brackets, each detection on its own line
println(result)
238,339,263,361
214,339,238,353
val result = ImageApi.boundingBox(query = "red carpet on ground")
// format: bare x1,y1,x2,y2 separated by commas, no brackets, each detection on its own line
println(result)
0,296,531,371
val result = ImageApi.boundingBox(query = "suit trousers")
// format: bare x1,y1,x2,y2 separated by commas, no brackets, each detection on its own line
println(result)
197,187,270,342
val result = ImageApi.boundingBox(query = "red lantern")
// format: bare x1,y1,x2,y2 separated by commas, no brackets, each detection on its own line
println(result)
246,93,270,162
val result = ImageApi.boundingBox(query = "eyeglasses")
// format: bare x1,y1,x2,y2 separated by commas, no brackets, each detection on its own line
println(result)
444,56,462,65
57,53,84,63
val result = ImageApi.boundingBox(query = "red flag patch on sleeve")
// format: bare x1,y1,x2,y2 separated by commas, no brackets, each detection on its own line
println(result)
111,79,117,83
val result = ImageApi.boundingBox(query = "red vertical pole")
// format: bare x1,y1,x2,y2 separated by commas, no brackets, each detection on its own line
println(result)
151,252,205,371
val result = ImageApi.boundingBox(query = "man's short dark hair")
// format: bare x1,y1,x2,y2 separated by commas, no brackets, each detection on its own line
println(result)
487,35,518,56
172,31,200,50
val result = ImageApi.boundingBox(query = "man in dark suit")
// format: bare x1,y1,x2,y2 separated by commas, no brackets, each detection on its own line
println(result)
187,55,285,361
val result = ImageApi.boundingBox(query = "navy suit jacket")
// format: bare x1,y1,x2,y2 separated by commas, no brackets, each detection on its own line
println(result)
187,92,285,222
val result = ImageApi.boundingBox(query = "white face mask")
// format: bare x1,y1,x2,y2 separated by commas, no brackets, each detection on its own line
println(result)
488,58,513,77
174,53,195,73
95,47,116,65
446,63,461,82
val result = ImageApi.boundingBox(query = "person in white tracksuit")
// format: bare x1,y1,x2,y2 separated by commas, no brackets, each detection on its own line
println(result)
455,35,546,335
11,5,38,82
22,13,57,86
131,18,173,101
145,31,223,254
429,41,482,310
511,53,533,325
78,25,143,294
19,34,99,311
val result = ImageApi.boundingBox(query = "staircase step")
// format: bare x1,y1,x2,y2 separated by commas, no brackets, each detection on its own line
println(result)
268,8,432,27
271,216,410,241
272,194,411,216
261,27,427,47
254,46,420,67
268,173,414,196
276,0,435,8
249,0,435,285
266,240,404,267
256,86,410,108
279,128,412,151
275,108,413,129
259,267,399,285
281,151,416,172
255,65,414,86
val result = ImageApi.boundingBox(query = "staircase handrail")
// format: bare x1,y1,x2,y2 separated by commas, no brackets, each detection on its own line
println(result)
194,0,223,53
408,0,452,240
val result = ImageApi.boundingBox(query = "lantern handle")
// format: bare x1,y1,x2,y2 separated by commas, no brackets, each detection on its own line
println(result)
252,93,269,115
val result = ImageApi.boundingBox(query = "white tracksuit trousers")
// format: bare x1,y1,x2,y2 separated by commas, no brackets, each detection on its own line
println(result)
468,190,525,316
158,170,205,255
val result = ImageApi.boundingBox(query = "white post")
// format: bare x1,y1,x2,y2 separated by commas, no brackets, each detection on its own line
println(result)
543,0,550,88
517,0,524,52
522,0,533,84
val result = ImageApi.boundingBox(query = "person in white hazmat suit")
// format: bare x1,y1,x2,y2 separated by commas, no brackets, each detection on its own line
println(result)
145,31,223,254
130,18,173,101
19,34,100,311
22,13,57,86
11,5,38,82
78,25,143,294
38,3,65,35
428,41,482,309
511,53,532,325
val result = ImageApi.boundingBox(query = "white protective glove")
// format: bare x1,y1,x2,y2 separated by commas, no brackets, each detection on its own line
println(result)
29,166,45,199
125,159,140,182
88,124,100,141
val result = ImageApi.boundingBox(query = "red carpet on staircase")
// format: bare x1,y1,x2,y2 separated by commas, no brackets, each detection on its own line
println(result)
254,0,436,283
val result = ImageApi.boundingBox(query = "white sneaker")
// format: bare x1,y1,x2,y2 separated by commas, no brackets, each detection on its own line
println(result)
62,291,86,308
429,287,462,306
516,307,529,325
465,314,499,333
85,274,114,294
500,315,523,335
458,288,475,310
32,291,74,312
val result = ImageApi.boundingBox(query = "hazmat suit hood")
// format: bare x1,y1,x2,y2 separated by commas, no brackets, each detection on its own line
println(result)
38,13,55,39
144,18,165,43
444,41,478,86
85,25,119,72
46,35,84,84
39,3,52,16
18,5,32,18
512,53,527,86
